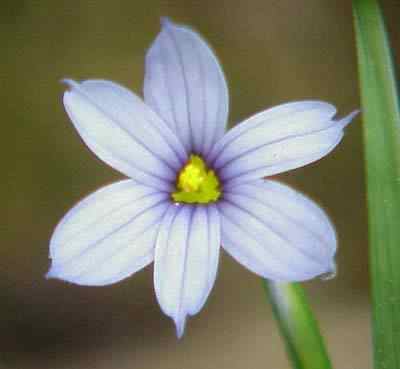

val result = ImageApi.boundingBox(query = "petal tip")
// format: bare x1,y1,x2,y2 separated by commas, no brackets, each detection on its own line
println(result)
61,78,79,91
339,109,360,129
160,17,173,29
319,262,337,281
174,316,187,339
45,267,57,280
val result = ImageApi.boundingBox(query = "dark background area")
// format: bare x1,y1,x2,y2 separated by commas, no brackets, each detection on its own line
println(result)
2,1,399,368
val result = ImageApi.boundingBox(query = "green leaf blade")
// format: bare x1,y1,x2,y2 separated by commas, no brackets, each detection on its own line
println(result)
263,281,332,369
353,1,400,368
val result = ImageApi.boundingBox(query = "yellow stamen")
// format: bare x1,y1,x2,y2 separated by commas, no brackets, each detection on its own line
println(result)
172,155,221,204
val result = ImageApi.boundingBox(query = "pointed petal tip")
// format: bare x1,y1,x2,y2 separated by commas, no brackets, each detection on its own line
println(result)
339,109,360,129
319,262,337,281
61,78,79,91
160,17,173,28
46,263,65,281
174,316,187,339
45,267,56,280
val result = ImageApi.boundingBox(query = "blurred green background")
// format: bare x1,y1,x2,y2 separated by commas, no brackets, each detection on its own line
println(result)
2,1,399,368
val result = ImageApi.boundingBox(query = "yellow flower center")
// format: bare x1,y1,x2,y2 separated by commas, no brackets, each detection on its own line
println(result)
172,155,221,204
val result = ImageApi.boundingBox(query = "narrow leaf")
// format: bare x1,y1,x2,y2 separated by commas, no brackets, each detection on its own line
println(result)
263,281,332,369
353,1,400,368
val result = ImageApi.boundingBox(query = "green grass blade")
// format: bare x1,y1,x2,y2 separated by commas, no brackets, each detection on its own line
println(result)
263,281,332,369
353,1,400,368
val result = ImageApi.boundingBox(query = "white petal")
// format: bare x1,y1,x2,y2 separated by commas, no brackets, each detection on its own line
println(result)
63,79,187,191
47,180,169,286
154,204,220,338
219,180,337,281
208,101,358,187
144,18,229,155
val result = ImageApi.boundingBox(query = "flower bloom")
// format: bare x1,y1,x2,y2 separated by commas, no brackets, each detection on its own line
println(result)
47,18,357,337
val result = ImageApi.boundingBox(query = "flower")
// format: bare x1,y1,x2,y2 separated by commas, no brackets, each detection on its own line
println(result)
47,18,358,338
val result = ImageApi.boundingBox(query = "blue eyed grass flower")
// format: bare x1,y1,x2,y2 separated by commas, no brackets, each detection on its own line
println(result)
47,18,357,338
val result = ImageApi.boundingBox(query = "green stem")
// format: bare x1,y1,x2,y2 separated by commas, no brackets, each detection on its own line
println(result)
263,281,332,369
353,1,400,368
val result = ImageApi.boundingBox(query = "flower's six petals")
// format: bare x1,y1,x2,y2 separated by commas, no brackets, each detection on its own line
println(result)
50,18,358,338
219,180,337,281
144,18,229,156
63,79,187,191
47,180,169,286
209,101,358,187
154,204,221,338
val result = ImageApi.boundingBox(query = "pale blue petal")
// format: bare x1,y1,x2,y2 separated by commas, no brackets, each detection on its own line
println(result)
208,101,358,187
208,101,336,164
63,79,187,191
144,18,229,155
154,204,220,338
47,180,169,286
219,180,337,281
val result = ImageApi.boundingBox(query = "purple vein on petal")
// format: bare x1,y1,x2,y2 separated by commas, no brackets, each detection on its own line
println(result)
219,199,323,272
72,210,166,281
163,23,194,153
223,192,329,264
51,198,168,271
64,79,180,175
